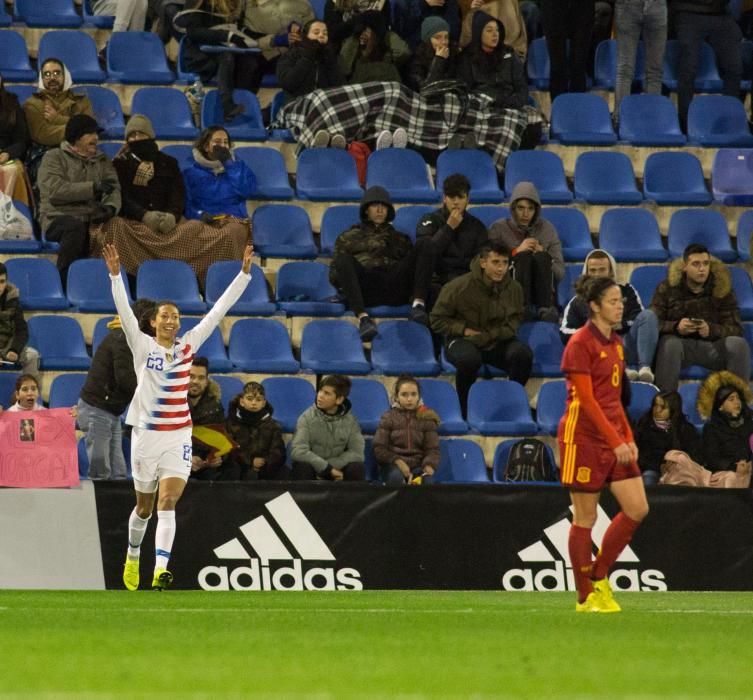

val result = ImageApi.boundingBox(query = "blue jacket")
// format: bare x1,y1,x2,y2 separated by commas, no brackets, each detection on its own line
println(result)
182,157,256,220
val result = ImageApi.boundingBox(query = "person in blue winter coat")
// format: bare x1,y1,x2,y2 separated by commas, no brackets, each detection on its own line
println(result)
182,125,256,221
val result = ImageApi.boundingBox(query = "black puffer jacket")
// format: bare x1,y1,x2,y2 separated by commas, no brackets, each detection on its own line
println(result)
702,410,753,472
277,41,344,103
224,397,286,472
406,41,457,90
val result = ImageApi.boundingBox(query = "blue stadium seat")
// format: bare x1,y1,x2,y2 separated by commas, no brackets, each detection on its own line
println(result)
629,266,667,307
177,317,233,372
526,37,550,90
261,377,316,433
687,95,753,147
130,88,198,140
300,320,371,374
550,93,617,146
434,439,489,483
736,210,753,262
392,205,435,243
348,378,389,433
205,262,276,316
234,147,294,199
417,379,467,435
743,38,753,92
76,86,126,140
466,380,537,436
662,40,722,92
518,322,564,377
162,144,194,172
618,94,686,146
319,205,360,256
594,38,644,91
5,85,36,104
0,2,10,25
227,318,298,373
268,90,295,142
176,37,204,84
66,258,132,312
643,151,712,206
48,373,87,408
77,437,90,478
39,31,106,83
28,316,90,370
365,150,440,203
0,30,36,81
5,258,68,310
598,208,667,262
91,316,112,355
200,89,267,140
363,437,380,482
276,261,345,316
435,150,504,203
557,264,581,308
0,201,41,253
0,372,20,406
136,259,207,313
97,142,121,160
536,380,566,435
251,204,317,258
573,151,642,204
212,375,244,415
503,150,573,204
711,149,753,206
667,209,737,262
310,0,326,19
14,0,83,27
467,205,509,230
543,207,592,261
491,439,558,483
730,266,753,321
626,381,658,423
678,382,703,429
370,320,440,376
82,0,113,28
296,148,363,201
107,31,176,84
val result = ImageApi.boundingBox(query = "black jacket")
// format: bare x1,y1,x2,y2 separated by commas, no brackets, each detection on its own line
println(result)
277,42,344,103
702,409,753,472
0,95,29,161
79,326,137,416
224,397,286,476
406,41,457,91
670,0,730,14
634,414,704,474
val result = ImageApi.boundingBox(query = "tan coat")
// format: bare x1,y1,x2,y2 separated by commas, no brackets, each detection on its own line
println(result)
459,0,527,56
23,90,93,147
241,0,315,58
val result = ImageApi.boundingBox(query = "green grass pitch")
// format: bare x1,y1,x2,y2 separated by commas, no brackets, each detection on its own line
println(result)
1,590,753,698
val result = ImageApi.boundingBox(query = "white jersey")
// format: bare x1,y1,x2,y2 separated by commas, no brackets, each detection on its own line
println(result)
110,269,250,431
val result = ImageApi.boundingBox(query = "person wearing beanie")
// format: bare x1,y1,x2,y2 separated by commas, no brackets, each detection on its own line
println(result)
37,113,120,287
394,0,461,49
697,371,753,474
329,185,417,341
406,15,459,90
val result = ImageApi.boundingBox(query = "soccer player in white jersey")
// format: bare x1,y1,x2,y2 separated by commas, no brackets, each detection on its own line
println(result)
103,243,253,590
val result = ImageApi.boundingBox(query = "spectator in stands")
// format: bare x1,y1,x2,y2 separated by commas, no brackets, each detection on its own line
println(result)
430,240,532,417
697,370,753,473
633,390,703,485
325,0,392,50
540,0,595,99
94,0,148,31
560,249,659,382
459,0,527,56
0,262,40,378
237,0,315,93
6,374,44,411
78,299,156,480
222,381,288,480
396,0,461,49
406,16,459,90
338,10,411,83
613,0,667,122
489,181,563,323
290,374,366,481
0,73,31,206
373,374,440,484
413,173,488,320
330,186,416,342
671,0,743,132
38,114,121,288
187,357,226,481
277,19,345,106
651,243,750,392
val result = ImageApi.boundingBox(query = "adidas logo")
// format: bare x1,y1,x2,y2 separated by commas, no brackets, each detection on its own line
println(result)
198,492,363,591
501,505,667,592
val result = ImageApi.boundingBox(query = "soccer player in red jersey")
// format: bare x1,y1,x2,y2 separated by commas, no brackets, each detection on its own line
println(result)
558,275,649,613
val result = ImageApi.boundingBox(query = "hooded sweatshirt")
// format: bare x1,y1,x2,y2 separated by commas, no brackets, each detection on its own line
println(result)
459,0,527,56
488,181,565,282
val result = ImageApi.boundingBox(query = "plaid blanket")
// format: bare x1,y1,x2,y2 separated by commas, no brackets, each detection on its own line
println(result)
272,81,540,171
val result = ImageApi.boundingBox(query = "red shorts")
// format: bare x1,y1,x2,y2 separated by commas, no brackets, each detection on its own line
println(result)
558,437,640,492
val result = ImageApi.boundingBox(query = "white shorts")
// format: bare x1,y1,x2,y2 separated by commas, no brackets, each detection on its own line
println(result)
131,426,192,494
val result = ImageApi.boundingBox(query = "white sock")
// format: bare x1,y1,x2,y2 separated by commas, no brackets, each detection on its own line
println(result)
154,510,176,572
412,299,425,308
127,509,150,559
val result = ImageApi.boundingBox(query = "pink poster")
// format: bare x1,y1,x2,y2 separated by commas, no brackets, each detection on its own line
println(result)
0,408,79,488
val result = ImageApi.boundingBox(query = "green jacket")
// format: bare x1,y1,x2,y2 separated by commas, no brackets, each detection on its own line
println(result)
338,32,411,83
430,257,524,350
0,283,29,356
290,400,365,475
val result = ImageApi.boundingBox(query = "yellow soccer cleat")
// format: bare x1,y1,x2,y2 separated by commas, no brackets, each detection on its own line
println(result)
575,592,603,613
592,577,621,613
123,558,140,591
151,568,174,591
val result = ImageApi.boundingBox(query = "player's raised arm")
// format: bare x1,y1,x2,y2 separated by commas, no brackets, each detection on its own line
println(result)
241,243,253,275
103,244,120,277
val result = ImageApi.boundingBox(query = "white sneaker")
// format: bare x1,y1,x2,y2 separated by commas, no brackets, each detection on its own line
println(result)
392,127,408,148
376,129,392,150
312,130,330,148
638,366,655,383
330,133,347,149
625,368,639,381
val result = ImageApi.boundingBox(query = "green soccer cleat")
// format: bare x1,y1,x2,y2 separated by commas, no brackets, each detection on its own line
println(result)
575,592,604,613
592,577,621,613
151,568,173,591
123,558,140,591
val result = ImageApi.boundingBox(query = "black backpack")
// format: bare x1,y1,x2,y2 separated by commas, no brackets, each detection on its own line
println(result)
503,438,558,482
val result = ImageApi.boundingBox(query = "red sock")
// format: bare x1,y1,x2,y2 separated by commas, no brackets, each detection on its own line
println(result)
568,524,594,603
592,513,641,581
